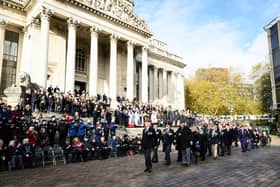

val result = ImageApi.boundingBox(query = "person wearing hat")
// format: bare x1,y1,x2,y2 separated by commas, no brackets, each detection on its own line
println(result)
141,118,156,173
162,123,174,165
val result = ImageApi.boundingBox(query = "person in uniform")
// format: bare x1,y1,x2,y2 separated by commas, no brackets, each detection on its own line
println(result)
141,118,156,173
152,123,161,163
162,123,174,165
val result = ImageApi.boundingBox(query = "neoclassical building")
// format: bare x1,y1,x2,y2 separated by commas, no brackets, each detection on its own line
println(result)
0,0,186,109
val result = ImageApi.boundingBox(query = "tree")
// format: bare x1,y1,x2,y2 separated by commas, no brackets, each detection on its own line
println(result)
250,62,272,113
185,66,265,115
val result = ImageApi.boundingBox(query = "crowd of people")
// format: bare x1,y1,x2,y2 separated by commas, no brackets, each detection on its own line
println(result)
0,86,273,172
141,118,272,173
18,86,194,128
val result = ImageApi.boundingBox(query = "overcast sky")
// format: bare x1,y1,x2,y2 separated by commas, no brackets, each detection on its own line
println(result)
134,0,280,80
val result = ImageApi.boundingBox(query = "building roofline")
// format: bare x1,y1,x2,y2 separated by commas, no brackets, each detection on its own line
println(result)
264,17,280,31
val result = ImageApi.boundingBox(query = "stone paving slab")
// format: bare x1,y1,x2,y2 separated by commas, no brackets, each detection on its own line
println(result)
1,136,280,187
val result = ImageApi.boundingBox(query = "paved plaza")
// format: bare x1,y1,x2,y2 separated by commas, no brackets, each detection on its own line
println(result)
0,136,280,187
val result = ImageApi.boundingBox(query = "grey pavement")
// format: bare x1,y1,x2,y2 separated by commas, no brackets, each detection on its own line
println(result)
1,136,280,187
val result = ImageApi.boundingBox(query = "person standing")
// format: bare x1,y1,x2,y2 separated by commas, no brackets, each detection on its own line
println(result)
223,124,233,155
174,123,183,162
211,125,219,159
177,122,193,166
152,123,161,163
162,123,174,165
239,125,248,152
141,119,156,172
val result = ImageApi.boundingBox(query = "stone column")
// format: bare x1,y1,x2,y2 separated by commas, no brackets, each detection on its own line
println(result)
180,74,185,110
89,26,99,97
175,73,180,109
20,18,37,76
162,69,167,100
40,7,52,88
0,20,7,86
109,34,118,103
167,71,176,105
141,46,148,103
158,69,163,99
171,71,176,106
65,18,77,93
20,28,28,73
153,66,158,100
126,40,134,101
148,66,154,102
167,71,171,102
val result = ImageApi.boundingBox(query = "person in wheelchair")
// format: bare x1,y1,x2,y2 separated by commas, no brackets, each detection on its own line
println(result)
260,131,270,147
0,139,7,171
63,138,72,163
22,138,34,168
89,138,99,160
71,137,84,162
7,140,24,170
253,129,260,148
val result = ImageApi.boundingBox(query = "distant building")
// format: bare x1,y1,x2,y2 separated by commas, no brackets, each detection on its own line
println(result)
195,67,229,83
264,17,280,110
195,67,255,99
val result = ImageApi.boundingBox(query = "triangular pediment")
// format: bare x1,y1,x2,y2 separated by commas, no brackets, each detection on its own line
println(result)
67,0,153,37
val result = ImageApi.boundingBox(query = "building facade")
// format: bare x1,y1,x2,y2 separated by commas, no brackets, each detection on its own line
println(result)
265,18,280,110
0,0,186,109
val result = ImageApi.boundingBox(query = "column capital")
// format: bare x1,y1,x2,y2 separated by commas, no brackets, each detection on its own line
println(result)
142,45,148,51
127,40,135,47
40,6,52,21
110,33,120,42
29,17,40,28
0,19,7,29
90,26,101,34
67,17,79,29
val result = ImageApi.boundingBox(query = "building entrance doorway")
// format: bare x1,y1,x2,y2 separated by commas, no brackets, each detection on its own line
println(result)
74,81,86,95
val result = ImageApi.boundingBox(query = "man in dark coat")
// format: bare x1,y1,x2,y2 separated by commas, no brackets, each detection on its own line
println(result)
177,122,193,166
152,124,161,163
141,119,156,173
162,123,174,165
175,125,182,162
223,125,233,155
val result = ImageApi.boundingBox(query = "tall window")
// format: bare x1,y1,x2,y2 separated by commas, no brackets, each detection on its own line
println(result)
75,49,86,72
271,24,280,107
1,30,19,93
271,24,279,50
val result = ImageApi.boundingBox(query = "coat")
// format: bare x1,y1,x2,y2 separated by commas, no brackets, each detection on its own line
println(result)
223,129,233,145
154,128,162,146
141,127,156,149
162,128,174,145
177,126,193,149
